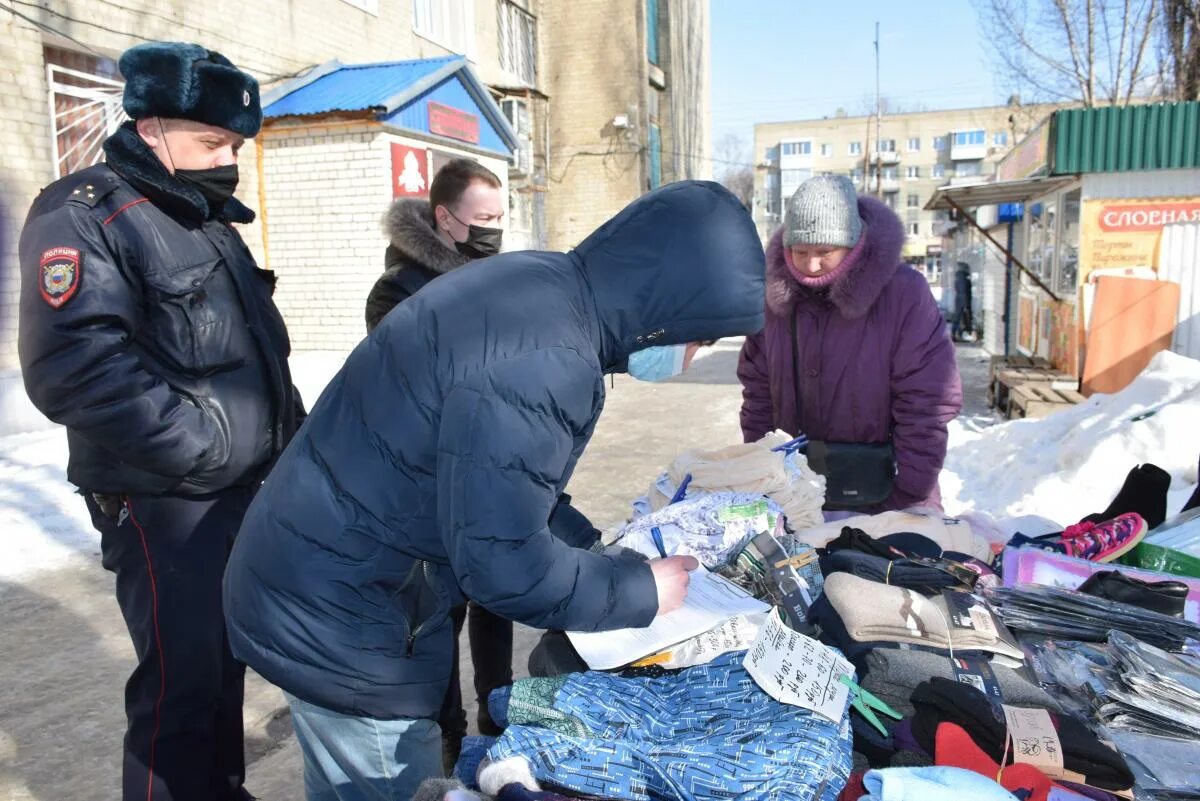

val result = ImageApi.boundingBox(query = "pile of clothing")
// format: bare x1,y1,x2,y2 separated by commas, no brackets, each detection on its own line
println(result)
634,431,827,531
425,450,1200,801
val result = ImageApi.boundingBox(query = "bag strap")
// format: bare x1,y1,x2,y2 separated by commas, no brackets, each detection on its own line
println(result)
790,310,804,434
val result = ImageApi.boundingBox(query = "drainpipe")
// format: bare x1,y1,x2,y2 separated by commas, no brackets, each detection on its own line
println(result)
1004,220,1014,356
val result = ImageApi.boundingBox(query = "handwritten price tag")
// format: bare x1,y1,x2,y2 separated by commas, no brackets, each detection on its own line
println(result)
744,612,852,722
1002,705,1066,779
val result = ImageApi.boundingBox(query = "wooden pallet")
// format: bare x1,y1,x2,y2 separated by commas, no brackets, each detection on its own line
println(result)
989,355,1078,415
1008,382,1086,419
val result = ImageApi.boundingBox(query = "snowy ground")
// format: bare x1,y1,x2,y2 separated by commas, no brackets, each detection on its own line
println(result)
940,349,1200,529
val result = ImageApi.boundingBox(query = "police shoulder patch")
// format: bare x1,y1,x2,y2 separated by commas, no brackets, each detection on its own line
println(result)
40,247,82,309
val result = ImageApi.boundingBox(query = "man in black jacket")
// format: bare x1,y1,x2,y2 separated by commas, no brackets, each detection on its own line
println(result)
18,42,301,801
365,159,510,769
365,159,504,332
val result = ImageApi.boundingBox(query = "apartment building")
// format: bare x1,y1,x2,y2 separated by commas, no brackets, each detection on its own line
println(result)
752,102,1065,270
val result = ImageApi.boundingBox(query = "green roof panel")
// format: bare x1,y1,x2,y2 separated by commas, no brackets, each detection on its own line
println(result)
1050,101,1200,175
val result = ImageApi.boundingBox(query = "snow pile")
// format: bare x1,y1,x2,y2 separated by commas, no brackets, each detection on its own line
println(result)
0,350,351,580
941,350,1200,527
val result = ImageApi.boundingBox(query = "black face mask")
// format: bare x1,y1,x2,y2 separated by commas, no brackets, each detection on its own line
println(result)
175,164,240,213
455,224,503,259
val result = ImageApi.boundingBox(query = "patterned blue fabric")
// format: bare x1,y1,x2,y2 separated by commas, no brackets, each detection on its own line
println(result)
487,651,853,801
453,735,496,788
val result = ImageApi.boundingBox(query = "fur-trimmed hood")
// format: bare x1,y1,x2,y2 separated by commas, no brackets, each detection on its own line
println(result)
766,194,906,320
381,198,469,275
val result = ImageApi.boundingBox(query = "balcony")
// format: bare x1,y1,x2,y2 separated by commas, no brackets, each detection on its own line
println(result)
870,150,901,164
951,143,987,161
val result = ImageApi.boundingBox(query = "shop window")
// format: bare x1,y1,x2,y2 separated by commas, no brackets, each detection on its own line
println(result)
497,0,537,86
1057,188,1081,295
646,0,660,65
413,0,475,56
907,137,920,152
1028,199,1057,283
44,46,126,180
849,141,863,156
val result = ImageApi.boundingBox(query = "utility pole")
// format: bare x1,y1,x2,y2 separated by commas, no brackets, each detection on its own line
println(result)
874,21,882,198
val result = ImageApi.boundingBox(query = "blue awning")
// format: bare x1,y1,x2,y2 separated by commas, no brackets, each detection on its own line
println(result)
262,56,517,157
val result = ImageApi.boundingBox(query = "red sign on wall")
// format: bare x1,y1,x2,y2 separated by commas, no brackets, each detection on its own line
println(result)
391,143,429,197
428,101,480,144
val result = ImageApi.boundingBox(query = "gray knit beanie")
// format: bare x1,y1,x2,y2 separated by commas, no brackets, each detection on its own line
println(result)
783,175,863,248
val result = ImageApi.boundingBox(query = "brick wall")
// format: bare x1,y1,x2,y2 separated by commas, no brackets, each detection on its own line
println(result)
260,120,510,351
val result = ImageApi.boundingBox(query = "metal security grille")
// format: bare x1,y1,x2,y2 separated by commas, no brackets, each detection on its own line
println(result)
497,0,537,86
45,47,126,179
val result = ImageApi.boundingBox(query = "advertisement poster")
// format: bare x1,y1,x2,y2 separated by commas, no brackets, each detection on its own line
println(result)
1080,197,1200,281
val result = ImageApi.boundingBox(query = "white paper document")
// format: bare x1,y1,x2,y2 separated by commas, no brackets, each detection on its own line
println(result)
566,568,770,670
744,612,853,722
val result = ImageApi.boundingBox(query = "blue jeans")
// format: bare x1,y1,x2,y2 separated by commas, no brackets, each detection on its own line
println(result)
285,693,443,801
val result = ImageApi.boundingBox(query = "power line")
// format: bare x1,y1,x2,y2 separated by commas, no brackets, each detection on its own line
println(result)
5,0,312,82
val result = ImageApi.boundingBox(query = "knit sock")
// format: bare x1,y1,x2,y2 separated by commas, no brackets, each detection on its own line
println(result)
1082,464,1170,529
934,722,1052,801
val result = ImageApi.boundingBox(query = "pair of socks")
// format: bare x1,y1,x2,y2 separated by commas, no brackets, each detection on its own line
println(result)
935,723,1124,801
814,573,1025,662
859,649,1057,719
910,678,1134,791
823,550,984,596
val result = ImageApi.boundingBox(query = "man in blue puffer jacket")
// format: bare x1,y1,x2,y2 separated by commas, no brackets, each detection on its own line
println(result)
223,180,766,798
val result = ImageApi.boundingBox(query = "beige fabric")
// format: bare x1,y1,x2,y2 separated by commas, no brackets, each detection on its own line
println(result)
823,573,1024,662
647,432,826,529
794,510,993,562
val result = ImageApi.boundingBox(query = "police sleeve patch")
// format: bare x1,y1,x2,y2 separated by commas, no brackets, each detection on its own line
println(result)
40,247,82,308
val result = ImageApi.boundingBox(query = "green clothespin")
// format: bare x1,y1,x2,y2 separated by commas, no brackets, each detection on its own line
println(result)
839,674,902,736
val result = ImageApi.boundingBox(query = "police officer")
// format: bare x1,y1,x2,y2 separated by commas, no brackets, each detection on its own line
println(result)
18,42,301,801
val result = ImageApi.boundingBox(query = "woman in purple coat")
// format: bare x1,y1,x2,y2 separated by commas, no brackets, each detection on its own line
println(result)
738,175,962,511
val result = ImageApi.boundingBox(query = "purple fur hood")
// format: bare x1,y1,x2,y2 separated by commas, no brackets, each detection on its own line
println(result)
738,195,963,511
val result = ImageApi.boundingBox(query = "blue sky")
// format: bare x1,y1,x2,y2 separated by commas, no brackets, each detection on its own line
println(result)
711,1,1012,156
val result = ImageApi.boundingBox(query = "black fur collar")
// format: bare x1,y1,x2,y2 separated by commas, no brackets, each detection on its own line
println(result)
102,122,255,224
381,198,468,275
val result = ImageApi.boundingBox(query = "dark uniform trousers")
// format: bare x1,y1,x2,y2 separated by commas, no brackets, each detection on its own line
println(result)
86,486,256,801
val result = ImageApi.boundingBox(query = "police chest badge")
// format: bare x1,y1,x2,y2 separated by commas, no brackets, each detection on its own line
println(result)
40,247,81,308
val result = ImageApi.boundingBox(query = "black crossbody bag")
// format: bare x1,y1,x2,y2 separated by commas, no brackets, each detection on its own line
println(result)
790,313,897,509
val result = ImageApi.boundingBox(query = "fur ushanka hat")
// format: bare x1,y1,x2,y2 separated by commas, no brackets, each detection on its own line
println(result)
119,41,262,137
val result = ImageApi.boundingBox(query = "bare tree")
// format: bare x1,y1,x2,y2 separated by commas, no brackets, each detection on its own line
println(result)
1160,0,1200,100
980,0,1162,106
714,133,754,209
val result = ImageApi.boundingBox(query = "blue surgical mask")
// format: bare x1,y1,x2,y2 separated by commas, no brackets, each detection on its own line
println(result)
627,344,687,382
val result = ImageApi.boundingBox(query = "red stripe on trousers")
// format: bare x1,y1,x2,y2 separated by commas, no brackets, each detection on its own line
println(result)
125,499,165,801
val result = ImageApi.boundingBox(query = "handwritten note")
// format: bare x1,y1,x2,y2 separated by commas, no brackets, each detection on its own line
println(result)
567,569,769,670
744,611,853,721
1002,705,1066,778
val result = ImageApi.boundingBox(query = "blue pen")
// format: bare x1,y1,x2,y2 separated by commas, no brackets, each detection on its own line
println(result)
669,474,693,505
650,526,669,558
770,434,809,453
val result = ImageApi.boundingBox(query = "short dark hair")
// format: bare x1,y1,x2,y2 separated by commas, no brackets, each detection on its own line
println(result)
429,159,502,212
